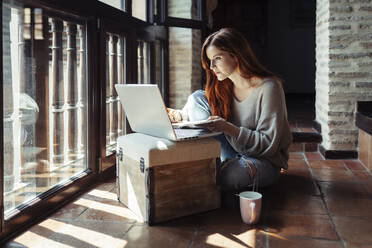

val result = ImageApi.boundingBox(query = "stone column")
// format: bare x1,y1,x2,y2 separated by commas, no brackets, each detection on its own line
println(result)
66,23,78,161
117,37,125,136
109,34,118,144
51,19,65,164
34,14,50,172
78,25,87,154
315,0,372,154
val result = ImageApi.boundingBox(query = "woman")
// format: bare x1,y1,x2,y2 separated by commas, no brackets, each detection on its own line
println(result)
169,28,291,192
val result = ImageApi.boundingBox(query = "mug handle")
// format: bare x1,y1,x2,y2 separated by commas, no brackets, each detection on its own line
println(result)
250,202,256,223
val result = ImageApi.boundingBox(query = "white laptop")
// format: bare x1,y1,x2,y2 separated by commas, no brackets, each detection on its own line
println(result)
115,84,221,141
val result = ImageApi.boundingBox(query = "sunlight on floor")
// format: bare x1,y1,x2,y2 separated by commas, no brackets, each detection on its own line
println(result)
75,197,137,221
44,219,127,247
264,231,289,241
206,229,257,248
6,149,372,247
15,229,74,248
87,189,118,201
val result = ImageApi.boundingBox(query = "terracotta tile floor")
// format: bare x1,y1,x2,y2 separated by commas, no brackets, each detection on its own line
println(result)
4,150,372,248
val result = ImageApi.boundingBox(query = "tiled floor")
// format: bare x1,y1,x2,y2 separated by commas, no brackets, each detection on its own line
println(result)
5,98,372,248
5,149,372,248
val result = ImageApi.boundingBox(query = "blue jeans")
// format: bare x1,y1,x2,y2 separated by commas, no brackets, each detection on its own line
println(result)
183,90,281,191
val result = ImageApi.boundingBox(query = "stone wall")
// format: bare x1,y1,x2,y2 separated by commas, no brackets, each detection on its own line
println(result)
316,0,372,152
316,0,331,149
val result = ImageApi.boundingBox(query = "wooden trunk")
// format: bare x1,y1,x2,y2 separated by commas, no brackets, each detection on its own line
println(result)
117,133,221,225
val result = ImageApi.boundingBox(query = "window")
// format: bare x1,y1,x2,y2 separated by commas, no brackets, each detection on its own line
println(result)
98,0,125,11
137,40,150,84
161,0,205,108
0,0,203,241
168,0,200,20
168,27,202,108
132,0,147,21
2,2,89,216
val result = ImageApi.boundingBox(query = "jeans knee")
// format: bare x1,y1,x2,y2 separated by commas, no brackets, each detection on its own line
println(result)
220,171,235,191
219,163,240,191
184,90,210,121
188,90,206,103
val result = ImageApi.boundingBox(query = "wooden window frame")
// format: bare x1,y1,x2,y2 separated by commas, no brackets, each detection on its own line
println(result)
0,0,100,243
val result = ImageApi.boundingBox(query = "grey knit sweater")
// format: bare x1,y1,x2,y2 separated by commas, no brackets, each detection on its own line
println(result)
226,78,292,169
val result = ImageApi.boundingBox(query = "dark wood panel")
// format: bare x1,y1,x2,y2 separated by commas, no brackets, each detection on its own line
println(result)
153,158,216,192
154,190,220,223
152,158,220,223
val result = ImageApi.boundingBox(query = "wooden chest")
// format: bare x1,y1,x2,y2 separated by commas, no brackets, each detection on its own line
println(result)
116,133,221,225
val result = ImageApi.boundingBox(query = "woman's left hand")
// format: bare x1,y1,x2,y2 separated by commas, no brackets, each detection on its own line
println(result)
197,116,240,138
201,116,227,132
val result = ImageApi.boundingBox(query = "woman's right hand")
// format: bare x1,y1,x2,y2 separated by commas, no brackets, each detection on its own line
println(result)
167,108,183,123
197,116,240,138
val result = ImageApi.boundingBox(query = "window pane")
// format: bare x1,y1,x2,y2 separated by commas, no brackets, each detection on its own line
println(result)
132,0,147,21
168,0,199,20
98,0,125,11
105,34,126,155
3,1,89,216
137,41,150,84
169,27,202,108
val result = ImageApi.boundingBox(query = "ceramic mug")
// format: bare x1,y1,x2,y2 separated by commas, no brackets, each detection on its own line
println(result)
238,191,262,224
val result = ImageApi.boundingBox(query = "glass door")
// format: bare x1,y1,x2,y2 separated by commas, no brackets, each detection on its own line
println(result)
2,1,89,218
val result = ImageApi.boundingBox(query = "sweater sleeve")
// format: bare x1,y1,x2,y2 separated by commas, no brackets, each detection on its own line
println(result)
227,82,287,157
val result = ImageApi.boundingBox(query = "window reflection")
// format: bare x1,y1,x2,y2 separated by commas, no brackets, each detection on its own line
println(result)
2,1,88,216
137,40,150,84
168,0,199,20
98,0,125,11
132,0,147,21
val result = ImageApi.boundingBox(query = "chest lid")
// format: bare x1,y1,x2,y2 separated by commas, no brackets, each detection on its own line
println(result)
117,133,220,167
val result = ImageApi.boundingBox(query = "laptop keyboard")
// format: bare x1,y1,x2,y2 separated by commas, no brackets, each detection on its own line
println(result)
174,128,210,139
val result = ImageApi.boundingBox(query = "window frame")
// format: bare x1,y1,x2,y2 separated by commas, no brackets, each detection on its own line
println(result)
156,0,205,28
0,0,99,242
97,15,167,170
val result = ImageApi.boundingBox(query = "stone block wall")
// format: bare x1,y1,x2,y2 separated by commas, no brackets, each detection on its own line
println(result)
316,0,372,152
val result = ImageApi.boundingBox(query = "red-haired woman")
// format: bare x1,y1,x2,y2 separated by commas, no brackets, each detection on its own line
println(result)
169,28,292,192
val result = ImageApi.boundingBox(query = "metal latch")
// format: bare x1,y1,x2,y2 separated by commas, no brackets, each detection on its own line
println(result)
140,157,145,173
117,147,123,162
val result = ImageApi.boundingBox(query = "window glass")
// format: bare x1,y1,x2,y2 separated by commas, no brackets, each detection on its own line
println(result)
155,40,162,89
132,0,147,21
3,1,89,216
98,0,125,11
168,27,202,108
168,0,199,20
137,40,150,84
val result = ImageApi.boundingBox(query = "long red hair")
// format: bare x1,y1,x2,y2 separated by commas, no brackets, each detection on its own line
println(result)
201,28,281,120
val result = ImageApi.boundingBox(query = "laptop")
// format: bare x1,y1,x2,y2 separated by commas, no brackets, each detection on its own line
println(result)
115,84,221,141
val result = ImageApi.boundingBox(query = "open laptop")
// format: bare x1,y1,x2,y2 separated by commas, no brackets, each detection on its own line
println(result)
115,84,221,141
